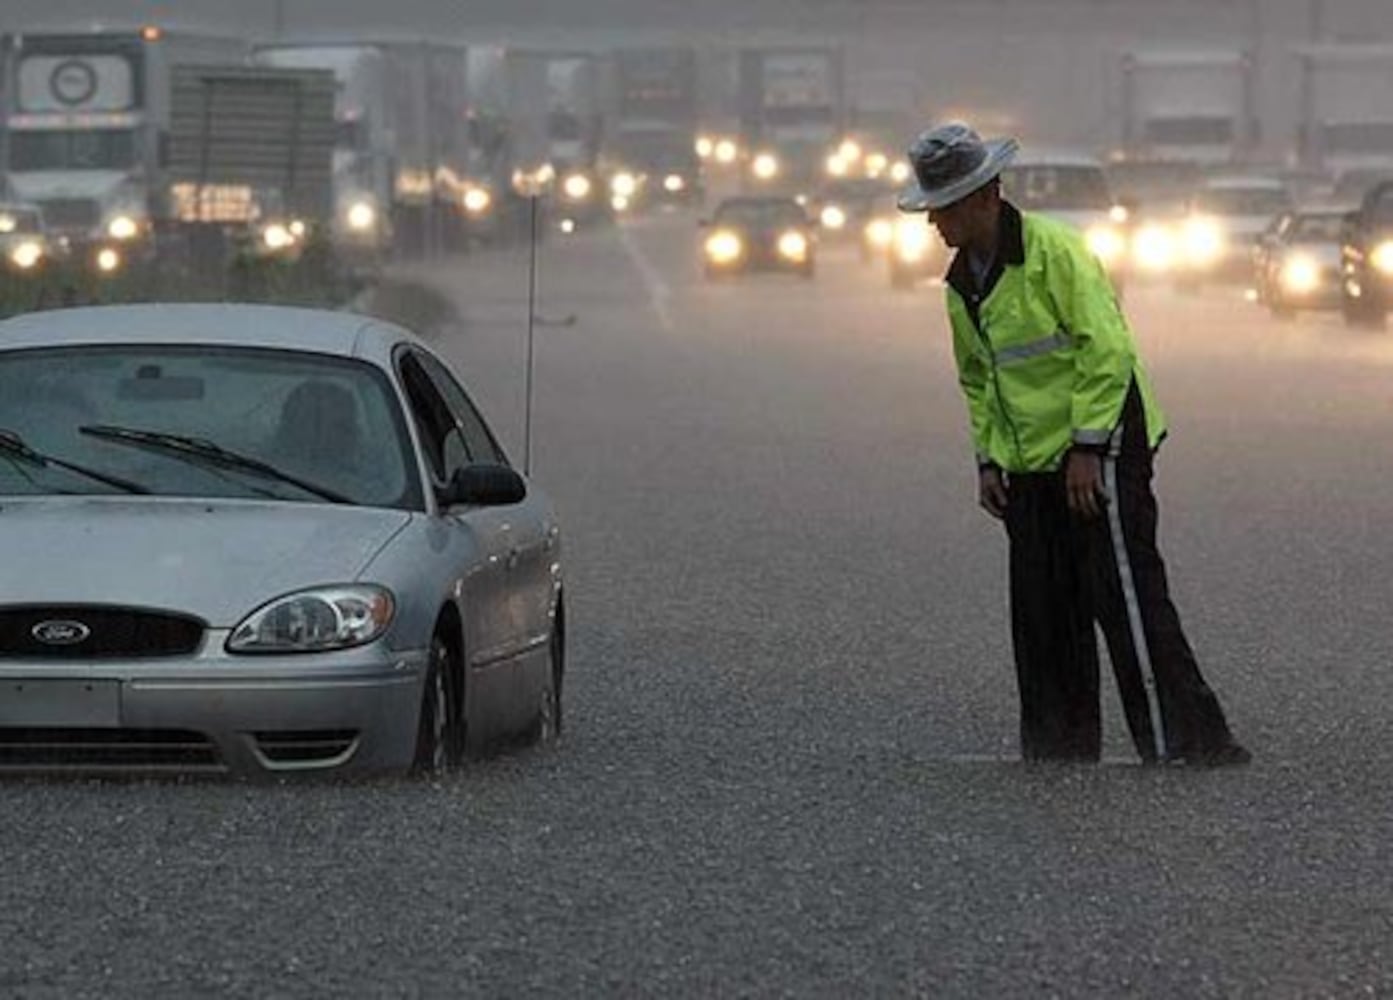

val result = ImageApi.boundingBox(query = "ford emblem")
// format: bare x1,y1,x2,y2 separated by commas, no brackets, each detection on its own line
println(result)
31,620,92,646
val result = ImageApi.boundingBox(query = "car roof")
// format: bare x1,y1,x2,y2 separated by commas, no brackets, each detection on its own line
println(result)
1203,175,1288,191
0,304,424,363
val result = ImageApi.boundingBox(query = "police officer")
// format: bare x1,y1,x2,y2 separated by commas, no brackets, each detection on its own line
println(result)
899,123,1248,766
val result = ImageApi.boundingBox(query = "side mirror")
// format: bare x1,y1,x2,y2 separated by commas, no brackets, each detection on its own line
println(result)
440,463,526,508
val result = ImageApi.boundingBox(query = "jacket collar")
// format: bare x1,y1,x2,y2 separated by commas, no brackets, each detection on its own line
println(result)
946,200,1025,303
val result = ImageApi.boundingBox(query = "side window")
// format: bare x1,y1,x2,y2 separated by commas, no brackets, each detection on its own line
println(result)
416,352,508,467
397,352,462,483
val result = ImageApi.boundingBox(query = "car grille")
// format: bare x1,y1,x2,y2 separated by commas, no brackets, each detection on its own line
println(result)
0,606,206,660
253,730,359,766
38,197,101,231
0,727,223,771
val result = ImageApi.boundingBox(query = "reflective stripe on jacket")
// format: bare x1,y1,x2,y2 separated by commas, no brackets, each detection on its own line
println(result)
945,203,1166,473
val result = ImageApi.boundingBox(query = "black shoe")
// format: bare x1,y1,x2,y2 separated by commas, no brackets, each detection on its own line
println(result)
1169,743,1252,767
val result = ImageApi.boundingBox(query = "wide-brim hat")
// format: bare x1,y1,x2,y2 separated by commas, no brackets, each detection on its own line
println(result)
897,123,1019,212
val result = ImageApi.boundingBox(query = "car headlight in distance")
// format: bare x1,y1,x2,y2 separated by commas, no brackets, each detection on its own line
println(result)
1086,225,1127,267
1183,217,1224,265
777,229,808,261
705,229,743,263
227,585,395,654
695,135,715,159
663,173,686,193
107,215,140,240
346,200,377,231
894,218,931,262
864,152,889,178
752,153,780,181
1109,204,1130,225
820,204,847,230
9,241,43,270
1280,254,1321,294
1371,240,1393,276
714,139,738,165
611,194,631,213
463,187,492,215
866,217,894,249
263,223,295,251
563,173,592,201
889,161,912,185
96,247,122,273
1132,224,1175,273
610,172,638,198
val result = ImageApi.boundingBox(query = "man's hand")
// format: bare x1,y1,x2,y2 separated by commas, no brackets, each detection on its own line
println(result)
978,465,1008,520
1065,449,1107,519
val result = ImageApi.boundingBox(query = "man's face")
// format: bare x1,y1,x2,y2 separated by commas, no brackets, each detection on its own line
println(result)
928,185,992,249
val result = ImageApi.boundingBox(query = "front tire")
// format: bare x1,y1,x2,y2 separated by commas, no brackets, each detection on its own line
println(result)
525,599,565,745
412,631,461,775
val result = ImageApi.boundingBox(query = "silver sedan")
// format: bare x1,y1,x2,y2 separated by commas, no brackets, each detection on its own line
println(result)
0,304,564,777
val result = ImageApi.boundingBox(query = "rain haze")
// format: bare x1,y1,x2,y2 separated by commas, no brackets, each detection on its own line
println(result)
2,0,1393,996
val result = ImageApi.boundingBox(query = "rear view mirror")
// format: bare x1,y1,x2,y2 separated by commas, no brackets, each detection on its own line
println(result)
441,463,526,508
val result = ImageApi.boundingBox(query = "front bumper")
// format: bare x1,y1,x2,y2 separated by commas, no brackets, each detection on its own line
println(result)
0,638,428,777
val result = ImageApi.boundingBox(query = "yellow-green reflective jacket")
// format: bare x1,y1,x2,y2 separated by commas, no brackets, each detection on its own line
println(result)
944,203,1166,473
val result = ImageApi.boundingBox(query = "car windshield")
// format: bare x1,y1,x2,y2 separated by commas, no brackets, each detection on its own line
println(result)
0,346,421,509
1290,214,1345,242
714,200,806,227
8,129,138,171
1195,186,1291,216
1000,165,1112,210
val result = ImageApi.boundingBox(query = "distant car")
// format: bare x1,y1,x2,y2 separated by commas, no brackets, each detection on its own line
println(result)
1340,180,1393,328
1253,208,1349,318
810,178,890,245
0,304,565,778
0,203,52,276
701,196,816,279
887,213,949,290
1175,176,1294,287
1000,152,1132,292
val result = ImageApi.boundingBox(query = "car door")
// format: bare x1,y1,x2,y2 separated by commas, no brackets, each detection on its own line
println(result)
413,350,558,675
396,348,518,733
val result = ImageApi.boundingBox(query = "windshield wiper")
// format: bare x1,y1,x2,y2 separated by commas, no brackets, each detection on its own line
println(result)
0,427,151,495
78,424,352,505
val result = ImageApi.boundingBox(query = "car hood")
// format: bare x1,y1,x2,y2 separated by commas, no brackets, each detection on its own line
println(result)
0,498,412,626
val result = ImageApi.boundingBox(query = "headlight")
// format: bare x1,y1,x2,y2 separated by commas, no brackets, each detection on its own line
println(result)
9,241,43,270
610,172,638,198
563,173,592,201
1280,254,1321,294
820,205,847,230
611,194,631,213
1183,218,1224,265
346,200,377,231
289,219,308,239
695,136,715,159
714,139,738,165
894,218,932,262
705,229,743,263
1086,225,1127,266
866,218,894,249
263,223,295,251
825,154,849,177
889,162,912,185
227,585,395,654
107,215,140,241
1371,240,1393,276
1131,225,1175,273
663,173,686,193
1109,204,1130,225
865,152,889,178
777,230,808,261
752,153,780,181
0,213,15,234
95,248,122,273
463,187,492,215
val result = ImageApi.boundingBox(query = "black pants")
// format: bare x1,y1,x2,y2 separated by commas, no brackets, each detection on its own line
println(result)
1003,388,1237,762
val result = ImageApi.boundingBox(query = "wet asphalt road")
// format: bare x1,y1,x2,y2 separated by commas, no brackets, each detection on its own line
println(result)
3,211,1393,997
